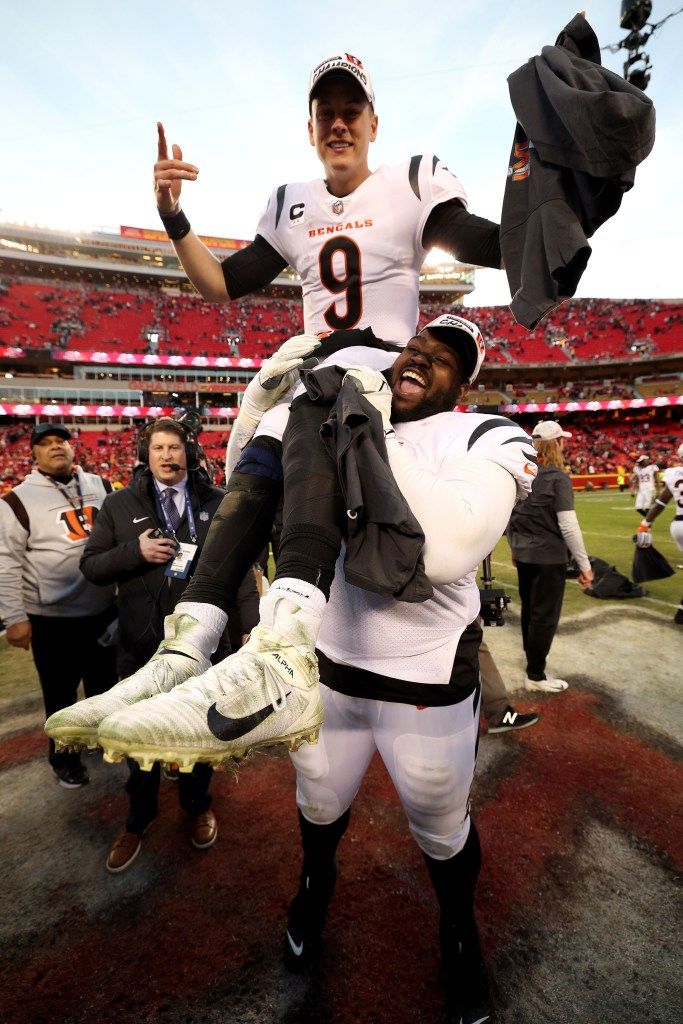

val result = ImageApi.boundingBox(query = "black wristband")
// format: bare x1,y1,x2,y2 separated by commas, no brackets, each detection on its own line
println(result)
159,206,191,241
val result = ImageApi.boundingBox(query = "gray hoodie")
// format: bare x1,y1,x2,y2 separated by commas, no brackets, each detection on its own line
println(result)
0,467,115,625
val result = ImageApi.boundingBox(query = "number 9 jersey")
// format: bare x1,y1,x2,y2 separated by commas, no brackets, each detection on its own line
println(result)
255,155,467,346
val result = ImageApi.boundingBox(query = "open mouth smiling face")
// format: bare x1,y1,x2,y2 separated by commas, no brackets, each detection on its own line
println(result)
390,331,468,423
395,366,429,397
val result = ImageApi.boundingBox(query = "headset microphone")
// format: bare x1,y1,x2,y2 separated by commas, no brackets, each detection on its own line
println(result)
168,463,183,471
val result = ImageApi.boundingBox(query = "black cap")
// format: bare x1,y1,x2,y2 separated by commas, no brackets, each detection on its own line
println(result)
30,423,72,446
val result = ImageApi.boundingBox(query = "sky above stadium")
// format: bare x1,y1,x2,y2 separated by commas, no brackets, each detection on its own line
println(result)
2,1,681,306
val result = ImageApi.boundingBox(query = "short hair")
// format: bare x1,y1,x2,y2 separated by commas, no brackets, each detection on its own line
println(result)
145,417,186,446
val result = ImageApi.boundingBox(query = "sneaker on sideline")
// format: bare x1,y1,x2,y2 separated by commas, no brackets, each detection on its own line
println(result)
488,706,539,733
523,675,568,693
52,762,90,789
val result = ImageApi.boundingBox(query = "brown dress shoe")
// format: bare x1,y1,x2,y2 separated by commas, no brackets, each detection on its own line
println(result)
106,829,142,873
191,809,218,849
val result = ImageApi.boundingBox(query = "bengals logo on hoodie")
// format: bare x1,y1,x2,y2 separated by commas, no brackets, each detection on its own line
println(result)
59,505,95,542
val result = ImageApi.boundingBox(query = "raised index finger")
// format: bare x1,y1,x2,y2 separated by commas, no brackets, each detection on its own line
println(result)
157,121,169,161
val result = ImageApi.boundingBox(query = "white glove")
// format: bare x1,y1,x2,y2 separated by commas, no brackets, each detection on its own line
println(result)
226,334,321,476
634,523,653,548
342,366,394,435
257,333,321,399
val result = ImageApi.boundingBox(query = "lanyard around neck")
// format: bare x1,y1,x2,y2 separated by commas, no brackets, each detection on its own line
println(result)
154,481,197,543
44,472,84,515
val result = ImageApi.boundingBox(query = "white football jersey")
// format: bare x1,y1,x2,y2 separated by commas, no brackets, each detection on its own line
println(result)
318,413,535,685
663,466,683,513
634,463,659,492
255,155,467,345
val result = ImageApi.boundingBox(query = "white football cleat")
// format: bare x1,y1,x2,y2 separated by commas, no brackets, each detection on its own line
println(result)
97,620,323,770
45,613,210,750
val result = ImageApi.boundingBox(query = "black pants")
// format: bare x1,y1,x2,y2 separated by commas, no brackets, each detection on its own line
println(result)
182,402,344,609
515,561,566,680
29,607,118,767
123,635,215,833
125,760,213,834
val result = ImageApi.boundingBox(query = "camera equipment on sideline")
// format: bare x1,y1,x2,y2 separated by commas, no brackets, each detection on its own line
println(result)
479,554,510,626
171,407,203,437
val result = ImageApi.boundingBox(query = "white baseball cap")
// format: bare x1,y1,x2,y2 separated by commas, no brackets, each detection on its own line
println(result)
635,454,649,463
308,53,375,108
532,420,572,441
421,313,485,383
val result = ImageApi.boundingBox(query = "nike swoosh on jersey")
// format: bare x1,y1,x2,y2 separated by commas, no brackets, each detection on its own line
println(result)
133,516,149,523
286,931,304,957
206,695,290,741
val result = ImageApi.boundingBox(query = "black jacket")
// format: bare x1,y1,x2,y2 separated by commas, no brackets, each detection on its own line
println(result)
296,364,432,603
80,466,259,674
501,14,655,329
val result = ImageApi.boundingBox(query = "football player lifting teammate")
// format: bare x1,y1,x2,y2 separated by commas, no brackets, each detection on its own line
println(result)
46,53,503,757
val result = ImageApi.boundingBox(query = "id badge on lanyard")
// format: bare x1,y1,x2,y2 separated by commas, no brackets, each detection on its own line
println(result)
165,542,198,579
155,484,199,580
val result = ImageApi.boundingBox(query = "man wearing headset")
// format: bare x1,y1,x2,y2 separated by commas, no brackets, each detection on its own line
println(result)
79,416,258,872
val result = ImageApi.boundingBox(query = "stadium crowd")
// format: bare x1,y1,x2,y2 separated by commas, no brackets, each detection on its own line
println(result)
1,415,681,494
2,274,682,365
0,423,231,492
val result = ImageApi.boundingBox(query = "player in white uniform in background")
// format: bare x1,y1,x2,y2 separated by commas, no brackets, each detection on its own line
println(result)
635,441,683,623
631,454,659,516
47,54,503,752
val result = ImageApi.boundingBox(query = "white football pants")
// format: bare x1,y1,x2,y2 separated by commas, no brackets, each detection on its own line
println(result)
290,682,480,861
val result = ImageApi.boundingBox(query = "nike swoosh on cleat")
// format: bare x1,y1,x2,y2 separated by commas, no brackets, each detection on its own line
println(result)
162,649,199,661
207,695,290,741
286,930,304,956
133,516,149,523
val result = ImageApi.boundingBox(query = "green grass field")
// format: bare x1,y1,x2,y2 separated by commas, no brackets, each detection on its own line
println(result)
491,489,682,617
1,489,680,705
0,636,39,702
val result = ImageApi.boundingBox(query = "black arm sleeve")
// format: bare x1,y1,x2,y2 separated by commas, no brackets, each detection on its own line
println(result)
422,199,502,270
221,234,288,300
